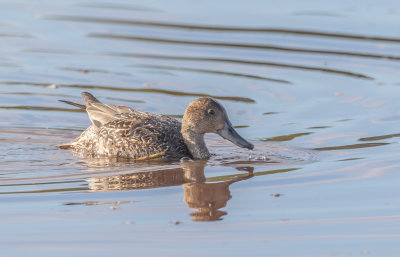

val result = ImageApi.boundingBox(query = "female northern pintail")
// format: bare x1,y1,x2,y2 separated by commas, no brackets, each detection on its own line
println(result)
60,92,253,160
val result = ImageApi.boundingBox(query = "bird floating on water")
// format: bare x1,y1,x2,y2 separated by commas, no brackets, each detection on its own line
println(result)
59,92,254,160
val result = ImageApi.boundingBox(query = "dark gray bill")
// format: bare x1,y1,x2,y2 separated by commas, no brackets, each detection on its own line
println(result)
217,122,254,150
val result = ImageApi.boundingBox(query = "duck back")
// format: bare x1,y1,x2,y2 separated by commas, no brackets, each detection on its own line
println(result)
60,93,191,159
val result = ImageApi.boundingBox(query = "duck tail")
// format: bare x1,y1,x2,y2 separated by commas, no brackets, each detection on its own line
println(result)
58,100,86,110
58,143,72,149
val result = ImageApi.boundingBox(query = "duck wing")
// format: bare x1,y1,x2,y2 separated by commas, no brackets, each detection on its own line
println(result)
98,112,190,159
81,92,137,128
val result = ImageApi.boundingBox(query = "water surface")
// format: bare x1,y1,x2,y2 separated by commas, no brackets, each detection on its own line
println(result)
1,1,400,256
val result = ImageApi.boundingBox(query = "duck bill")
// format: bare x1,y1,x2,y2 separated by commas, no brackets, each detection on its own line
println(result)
217,123,254,150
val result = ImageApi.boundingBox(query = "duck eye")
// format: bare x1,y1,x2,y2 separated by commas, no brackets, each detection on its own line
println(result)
208,109,215,115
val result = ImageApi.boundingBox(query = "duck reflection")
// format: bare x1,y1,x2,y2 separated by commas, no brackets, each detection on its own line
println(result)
87,160,253,221
182,162,253,221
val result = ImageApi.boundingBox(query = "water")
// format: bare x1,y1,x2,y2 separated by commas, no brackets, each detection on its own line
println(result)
1,0,400,256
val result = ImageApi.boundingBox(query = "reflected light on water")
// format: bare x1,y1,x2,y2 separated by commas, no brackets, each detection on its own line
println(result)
1,0,400,255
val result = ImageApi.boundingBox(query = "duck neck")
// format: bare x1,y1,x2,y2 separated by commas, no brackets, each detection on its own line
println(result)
181,126,210,160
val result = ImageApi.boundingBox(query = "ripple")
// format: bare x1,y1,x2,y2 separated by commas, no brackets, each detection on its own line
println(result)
109,53,373,79
210,140,318,165
0,105,84,112
0,81,255,103
0,33,34,38
314,142,390,151
90,33,400,61
59,67,132,76
75,3,161,12
49,16,400,43
137,64,291,84
358,133,400,142
262,132,313,142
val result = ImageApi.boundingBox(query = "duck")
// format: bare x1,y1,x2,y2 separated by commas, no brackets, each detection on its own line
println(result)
59,92,254,160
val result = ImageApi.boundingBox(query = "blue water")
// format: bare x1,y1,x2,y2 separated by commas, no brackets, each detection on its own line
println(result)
1,0,400,256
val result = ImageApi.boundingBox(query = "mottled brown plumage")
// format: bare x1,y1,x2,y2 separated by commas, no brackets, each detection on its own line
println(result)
60,92,253,160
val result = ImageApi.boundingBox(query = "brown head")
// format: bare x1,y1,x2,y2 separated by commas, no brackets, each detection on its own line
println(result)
181,98,253,159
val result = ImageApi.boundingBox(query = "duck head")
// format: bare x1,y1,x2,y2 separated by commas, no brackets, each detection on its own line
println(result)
181,97,254,159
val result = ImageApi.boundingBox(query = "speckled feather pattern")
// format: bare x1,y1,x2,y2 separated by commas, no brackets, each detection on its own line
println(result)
61,92,253,160
61,95,191,159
